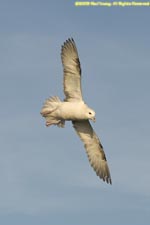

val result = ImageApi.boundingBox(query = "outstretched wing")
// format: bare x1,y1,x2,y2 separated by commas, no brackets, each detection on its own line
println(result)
73,120,112,184
61,38,83,102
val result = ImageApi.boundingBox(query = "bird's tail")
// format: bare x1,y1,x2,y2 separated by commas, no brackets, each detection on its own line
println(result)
40,96,65,127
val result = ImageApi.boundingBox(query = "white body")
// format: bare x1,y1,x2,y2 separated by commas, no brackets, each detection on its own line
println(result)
53,101,93,121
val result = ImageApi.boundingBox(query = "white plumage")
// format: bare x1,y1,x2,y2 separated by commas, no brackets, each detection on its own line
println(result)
41,38,112,184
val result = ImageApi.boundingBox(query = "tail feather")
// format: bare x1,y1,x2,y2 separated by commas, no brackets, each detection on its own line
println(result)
46,119,65,128
41,96,61,116
41,96,65,128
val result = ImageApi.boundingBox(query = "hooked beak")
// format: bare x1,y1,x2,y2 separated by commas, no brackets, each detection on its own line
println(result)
91,117,96,122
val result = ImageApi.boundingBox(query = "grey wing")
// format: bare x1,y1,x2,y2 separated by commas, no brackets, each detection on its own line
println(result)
61,38,83,102
73,120,112,184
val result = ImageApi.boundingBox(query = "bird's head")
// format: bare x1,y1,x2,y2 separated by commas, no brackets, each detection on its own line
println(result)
86,108,96,122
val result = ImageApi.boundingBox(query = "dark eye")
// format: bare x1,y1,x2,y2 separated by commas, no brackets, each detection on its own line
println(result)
89,112,92,115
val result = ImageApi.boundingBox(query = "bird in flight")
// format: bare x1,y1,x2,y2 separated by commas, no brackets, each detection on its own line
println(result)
41,38,112,184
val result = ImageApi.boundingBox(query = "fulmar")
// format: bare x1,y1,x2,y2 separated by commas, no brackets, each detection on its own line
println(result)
41,38,112,184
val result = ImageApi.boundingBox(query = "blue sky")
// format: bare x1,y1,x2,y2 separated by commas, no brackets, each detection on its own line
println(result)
1,0,150,224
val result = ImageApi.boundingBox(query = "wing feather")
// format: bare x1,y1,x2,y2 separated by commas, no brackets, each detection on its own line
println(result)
72,120,112,184
61,38,82,102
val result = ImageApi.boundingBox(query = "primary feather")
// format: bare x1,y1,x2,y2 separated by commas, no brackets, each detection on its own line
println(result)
61,38,82,102
73,120,112,184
